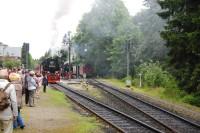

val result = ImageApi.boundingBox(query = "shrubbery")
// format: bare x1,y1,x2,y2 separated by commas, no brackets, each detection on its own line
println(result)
135,62,200,107
3,59,21,69
136,62,178,89
136,62,182,99
182,92,200,107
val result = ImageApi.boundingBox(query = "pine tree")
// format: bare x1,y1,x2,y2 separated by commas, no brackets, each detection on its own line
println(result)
158,0,200,93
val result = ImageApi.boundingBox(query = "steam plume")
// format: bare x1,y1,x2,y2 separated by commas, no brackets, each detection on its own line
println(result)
51,0,73,47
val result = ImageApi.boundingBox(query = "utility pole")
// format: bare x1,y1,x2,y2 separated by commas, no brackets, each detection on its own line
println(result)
126,39,131,87
68,31,71,67
63,33,67,61
63,31,72,80
127,40,130,78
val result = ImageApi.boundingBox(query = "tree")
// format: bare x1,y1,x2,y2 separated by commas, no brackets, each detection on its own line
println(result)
107,19,141,77
28,54,37,69
3,59,21,69
21,43,29,69
133,0,167,62
158,0,200,93
74,0,141,77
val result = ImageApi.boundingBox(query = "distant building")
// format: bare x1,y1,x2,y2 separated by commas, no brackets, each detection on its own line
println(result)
0,42,21,61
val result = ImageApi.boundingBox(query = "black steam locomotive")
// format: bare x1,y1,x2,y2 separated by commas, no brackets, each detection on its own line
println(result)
41,58,60,83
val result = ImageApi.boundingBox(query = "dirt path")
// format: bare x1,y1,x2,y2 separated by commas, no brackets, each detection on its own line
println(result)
14,88,103,133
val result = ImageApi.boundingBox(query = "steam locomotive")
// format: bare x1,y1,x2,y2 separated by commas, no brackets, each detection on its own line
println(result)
40,58,60,83
41,57,93,82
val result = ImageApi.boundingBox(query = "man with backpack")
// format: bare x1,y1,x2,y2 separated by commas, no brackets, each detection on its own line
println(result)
0,69,18,133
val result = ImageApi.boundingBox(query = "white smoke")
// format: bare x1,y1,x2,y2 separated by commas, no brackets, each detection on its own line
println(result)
51,0,73,47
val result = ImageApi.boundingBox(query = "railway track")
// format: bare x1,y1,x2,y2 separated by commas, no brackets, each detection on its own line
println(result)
51,83,164,133
88,79,200,133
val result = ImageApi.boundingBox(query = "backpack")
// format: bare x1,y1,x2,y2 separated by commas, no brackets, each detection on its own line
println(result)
0,83,11,111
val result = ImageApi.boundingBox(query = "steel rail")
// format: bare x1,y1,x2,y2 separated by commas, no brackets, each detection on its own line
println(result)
88,79,177,133
50,84,125,133
51,83,164,133
90,79,200,133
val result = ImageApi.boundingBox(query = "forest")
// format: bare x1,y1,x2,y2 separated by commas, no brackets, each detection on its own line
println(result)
71,0,200,106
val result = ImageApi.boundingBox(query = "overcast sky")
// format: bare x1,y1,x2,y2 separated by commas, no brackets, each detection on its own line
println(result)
0,0,145,59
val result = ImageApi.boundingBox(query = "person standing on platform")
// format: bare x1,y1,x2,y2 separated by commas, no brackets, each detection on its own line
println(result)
0,69,18,133
8,73,25,129
34,73,42,98
42,75,48,93
27,71,37,107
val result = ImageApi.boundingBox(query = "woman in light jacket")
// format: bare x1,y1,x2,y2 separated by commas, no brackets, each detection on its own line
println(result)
27,71,37,107
9,73,25,129
0,69,18,133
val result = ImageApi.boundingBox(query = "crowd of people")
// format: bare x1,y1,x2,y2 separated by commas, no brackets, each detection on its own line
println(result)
0,68,48,133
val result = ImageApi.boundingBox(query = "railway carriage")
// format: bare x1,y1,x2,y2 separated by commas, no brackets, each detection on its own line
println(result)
61,63,93,79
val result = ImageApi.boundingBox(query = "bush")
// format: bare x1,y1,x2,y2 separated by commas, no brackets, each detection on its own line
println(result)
132,78,140,86
136,61,178,89
182,93,200,107
3,59,21,69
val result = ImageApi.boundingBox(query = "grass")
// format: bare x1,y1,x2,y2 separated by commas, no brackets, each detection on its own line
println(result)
14,87,103,133
42,88,70,106
69,117,102,133
47,88,103,133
